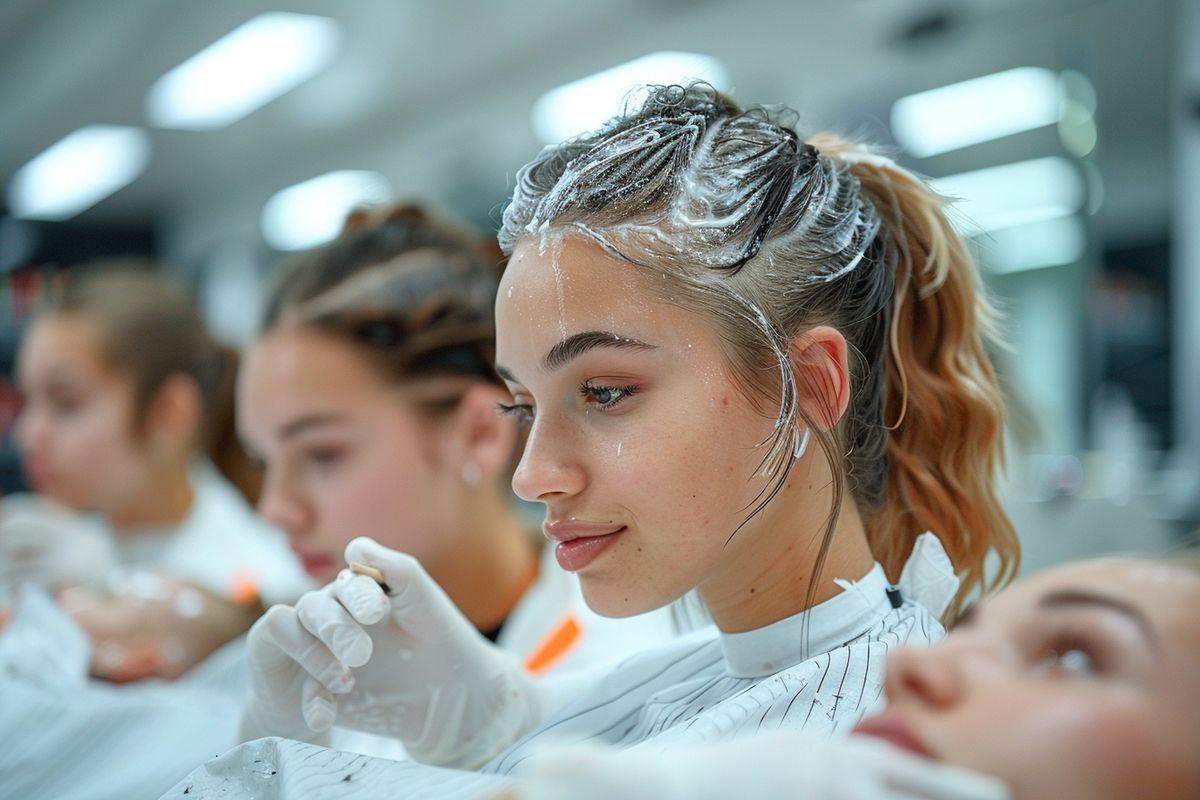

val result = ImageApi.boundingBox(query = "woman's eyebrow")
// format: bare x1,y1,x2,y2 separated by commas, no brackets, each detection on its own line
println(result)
495,330,656,384
277,412,350,441
542,330,656,372
1039,589,1162,652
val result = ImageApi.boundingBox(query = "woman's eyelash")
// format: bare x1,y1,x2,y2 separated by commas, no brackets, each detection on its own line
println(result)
495,402,535,425
495,385,640,423
307,448,343,466
580,382,639,410
1034,633,1104,677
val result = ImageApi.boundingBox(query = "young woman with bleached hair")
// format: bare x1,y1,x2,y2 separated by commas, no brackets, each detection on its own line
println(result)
166,84,1019,800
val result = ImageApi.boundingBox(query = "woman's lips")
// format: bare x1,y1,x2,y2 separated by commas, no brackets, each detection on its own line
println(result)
851,714,937,760
543,520,626,572
292,549,335,578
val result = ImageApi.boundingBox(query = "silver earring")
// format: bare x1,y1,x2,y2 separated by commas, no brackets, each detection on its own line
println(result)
461,462,482,486
792,426,811,459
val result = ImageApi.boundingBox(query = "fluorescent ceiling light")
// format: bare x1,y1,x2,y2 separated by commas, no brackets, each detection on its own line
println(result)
261,170,389,251
930,156,1085,234
147,12,339,130
978,216,1087,274
532,51,729,143
892,67,1062,157
7,126,150,221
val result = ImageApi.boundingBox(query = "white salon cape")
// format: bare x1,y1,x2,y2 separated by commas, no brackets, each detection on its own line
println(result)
160,534,959,800
0,511,675,798
109,460,312,606
0,462,311,800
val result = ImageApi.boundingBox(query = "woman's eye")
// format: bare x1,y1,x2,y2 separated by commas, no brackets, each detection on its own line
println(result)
1036,645,1098,677
305,448,343,468
48,395,84,415
496,402,535,427
581,383,639,410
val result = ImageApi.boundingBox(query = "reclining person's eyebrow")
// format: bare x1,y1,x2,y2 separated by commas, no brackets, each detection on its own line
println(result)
1039,589,1161,653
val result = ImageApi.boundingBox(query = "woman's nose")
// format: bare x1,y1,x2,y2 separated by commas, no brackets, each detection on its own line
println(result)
256,472,311,537
510,419,587,504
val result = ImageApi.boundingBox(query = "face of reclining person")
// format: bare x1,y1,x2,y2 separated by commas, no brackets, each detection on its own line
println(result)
866,558,1200,800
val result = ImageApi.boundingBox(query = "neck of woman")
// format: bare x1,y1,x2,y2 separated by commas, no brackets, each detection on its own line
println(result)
699,454,876,633
106,459,196,534
434,489,541,634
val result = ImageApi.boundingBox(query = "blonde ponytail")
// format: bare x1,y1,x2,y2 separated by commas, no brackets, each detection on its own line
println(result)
813,136,1019,610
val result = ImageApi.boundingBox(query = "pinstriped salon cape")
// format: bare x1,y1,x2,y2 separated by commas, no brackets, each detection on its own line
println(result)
162,535,956,800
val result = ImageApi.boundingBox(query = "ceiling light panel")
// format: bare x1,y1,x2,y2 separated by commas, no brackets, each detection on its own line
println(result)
7,125,150,221
147,12,340,130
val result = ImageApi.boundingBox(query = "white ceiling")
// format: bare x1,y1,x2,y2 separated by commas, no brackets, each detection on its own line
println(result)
0,0,1176,266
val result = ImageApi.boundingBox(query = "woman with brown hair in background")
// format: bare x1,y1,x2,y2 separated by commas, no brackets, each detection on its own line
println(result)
2,264,308,681
237,203,674,755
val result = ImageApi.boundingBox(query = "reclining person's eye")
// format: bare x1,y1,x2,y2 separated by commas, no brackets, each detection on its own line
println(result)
1035,637,1101,677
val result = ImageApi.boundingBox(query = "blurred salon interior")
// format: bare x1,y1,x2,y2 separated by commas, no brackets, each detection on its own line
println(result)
2,0,1196,576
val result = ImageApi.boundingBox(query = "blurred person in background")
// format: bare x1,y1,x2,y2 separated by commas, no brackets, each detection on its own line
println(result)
0,265,309,800
239,203,675,694
0,204,676,800
2,264,309,681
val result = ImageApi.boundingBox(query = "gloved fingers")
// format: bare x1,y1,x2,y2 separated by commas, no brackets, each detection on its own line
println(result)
333,569,390,626
344,536,459,629
246,605,300,673
295,586,374,668
0,558,45,586
0,544,52,580
301,675,338,732
255,603,357,695
0,521,54,548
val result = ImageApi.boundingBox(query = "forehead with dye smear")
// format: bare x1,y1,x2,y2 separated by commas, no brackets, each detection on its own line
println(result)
497,233,711,372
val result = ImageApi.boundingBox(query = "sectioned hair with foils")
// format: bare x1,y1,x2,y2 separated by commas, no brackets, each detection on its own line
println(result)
500,83,1017,613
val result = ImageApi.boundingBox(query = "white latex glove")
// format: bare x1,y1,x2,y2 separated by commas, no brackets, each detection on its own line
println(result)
0,496,116,589
0,584,91,686
511,731,1009,800
240,536,542,769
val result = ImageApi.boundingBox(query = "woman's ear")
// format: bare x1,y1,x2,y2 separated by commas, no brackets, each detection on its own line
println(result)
452,383,518,484
787,326,851,430
142,373,204,457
